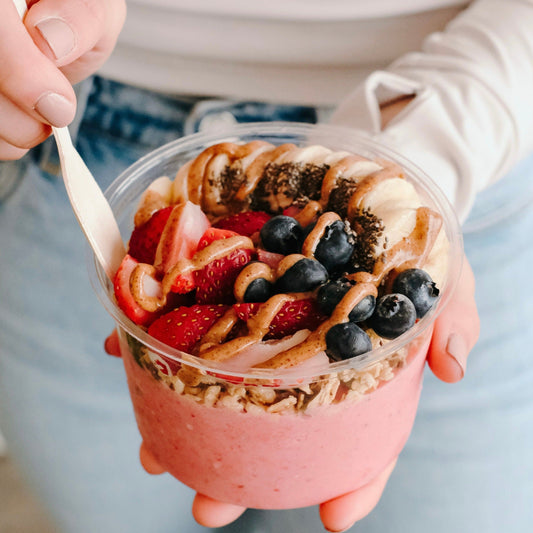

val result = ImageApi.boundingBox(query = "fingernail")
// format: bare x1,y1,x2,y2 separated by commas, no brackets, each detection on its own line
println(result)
35,17,76,61
446,333,467,378
34,92,75,127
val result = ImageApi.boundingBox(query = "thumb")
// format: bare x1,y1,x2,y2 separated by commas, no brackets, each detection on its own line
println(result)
427,257,480,383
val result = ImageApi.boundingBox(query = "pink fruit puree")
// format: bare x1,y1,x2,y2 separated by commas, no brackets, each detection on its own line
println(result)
119,328,430,509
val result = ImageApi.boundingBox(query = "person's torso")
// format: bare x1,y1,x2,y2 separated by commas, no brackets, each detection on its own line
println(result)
99,0,469,105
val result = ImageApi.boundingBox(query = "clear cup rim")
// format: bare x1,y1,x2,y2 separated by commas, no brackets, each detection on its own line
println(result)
88,121,463,383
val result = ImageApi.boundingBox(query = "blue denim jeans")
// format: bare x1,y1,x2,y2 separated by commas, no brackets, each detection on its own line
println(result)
0,76,532,533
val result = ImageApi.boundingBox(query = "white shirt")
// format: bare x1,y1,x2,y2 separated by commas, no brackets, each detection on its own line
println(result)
99,0,533,222
100,1,468,105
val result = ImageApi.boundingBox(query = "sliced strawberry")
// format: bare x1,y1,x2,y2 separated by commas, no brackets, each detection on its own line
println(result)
233,298,327,339
194,248,254,304
114,254,159,326
154,201,210,273
148,304,228,353
169,270,196,294
128,205,173,264
197,228,239,251
214,211,271,237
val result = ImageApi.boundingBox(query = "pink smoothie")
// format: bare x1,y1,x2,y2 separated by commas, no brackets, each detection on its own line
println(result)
120,328,430,509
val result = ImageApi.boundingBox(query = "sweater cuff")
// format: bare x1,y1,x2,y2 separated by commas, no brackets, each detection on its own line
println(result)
329,68,516,223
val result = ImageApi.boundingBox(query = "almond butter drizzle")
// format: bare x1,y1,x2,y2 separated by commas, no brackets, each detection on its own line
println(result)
199,293,311,362
132,143,444,370
134,190,168,227
348,206,442,286
320,155,366,205
234,143,295,202
301,212,341,257
258,283,378,369
129,264,163,312
293,201,322,227
275,253,307,278
131,235,254,310
347,160,404,219
202,141,271,215
234,262,275,302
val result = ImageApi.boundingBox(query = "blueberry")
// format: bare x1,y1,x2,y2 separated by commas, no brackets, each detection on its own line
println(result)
317,279,376,322
349,294,376,323
243,278,274,303
369,293,416,339
275,258,328,293
314,220,354,273
325,322,372,362
260,216,303,255
392,269,439,318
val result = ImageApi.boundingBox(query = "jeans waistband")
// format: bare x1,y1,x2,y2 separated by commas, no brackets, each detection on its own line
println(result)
34,76,322,177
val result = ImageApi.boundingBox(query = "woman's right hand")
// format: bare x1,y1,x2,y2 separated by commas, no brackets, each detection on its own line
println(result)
0,0,126,160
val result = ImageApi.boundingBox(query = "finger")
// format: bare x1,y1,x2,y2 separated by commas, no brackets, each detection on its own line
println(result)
0,138,29,161
0,0,76,127
192,493,247,529
104,329,121,358
0,93,50,149
319,459,397,532
24,0,126,82
139,441,166,475
427,257,479,383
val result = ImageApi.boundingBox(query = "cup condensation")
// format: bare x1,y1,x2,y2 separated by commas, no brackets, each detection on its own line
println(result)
89,122,463,509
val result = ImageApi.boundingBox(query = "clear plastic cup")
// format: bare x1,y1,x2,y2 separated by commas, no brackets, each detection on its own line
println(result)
89,122,463,509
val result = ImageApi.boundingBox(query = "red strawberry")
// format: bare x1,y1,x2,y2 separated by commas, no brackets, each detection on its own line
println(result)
197,228,239,251
114,254,161,326
194,248,254,304
168,228,240,295
233,298,326,339
128,206,173,264
214,211,271,237
193,227,254,304
154,201,210,273
148,304,228,353
169,270,196,294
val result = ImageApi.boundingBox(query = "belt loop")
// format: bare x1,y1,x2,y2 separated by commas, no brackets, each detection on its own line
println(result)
184,99,237,136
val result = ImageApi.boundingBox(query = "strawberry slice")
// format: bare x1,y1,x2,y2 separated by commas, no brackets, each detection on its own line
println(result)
194,248,254,304
154,201,210,273
233,298,327,339
197,228,239,251
148,304,228,353
128,205,173,264
214,211,271,237
114,254,160,326
168,228,238,294
193,227,254,304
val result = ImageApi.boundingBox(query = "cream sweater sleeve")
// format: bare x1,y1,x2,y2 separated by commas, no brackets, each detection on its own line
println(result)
329,0,533,222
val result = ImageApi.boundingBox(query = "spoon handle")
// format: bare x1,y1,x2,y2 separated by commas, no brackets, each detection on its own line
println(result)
52,126,126,279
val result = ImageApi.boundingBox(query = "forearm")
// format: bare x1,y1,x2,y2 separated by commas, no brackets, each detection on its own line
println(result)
331,0,533,221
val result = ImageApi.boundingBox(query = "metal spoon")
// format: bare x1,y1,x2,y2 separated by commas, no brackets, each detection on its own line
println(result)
15,0,125,280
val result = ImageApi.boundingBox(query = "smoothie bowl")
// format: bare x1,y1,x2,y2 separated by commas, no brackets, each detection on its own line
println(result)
89,122,462,509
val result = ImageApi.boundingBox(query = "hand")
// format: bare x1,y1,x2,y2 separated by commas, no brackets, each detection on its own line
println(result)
0,0,126,160
103,256,479,530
